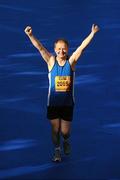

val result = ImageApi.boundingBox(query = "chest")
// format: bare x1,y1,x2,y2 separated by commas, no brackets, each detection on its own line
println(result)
52,61,72,76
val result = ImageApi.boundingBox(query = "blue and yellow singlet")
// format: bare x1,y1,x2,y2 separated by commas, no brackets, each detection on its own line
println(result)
47,56,75,106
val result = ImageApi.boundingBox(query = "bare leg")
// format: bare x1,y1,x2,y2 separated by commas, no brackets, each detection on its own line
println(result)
61,119,71,140
61,119,71,155
49,118,61,162
50,118,61,148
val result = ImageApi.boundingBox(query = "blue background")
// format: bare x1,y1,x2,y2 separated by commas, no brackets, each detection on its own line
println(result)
0,0,120,179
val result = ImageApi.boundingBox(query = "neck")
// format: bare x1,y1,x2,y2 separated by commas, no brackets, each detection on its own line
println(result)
56,56,67,62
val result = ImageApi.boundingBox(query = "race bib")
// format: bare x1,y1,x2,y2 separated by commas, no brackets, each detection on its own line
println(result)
55,76,71,92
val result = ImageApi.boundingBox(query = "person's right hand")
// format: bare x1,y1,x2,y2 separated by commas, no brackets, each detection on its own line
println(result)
24,26,32,36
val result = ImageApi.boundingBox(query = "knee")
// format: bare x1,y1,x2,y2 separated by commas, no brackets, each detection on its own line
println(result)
52,125,60,134
50,119,60,133
61,130,70,139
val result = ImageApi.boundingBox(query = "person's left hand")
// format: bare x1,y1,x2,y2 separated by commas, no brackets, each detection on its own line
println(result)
91,24,100,34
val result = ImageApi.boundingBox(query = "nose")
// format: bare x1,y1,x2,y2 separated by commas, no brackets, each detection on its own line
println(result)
57,48,66,55
60,49,64,53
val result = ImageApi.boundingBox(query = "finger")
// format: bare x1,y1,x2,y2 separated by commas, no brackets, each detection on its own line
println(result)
96,25,99,30
28,27,32,32
26,25,31,28
25,26,31,31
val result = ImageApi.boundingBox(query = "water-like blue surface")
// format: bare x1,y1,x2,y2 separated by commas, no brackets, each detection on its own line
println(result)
0,0,120,179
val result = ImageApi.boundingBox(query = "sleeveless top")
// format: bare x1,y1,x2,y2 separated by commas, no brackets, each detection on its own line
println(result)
47,56,75,106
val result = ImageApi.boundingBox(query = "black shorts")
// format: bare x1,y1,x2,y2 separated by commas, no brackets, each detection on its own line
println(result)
47,106,74,121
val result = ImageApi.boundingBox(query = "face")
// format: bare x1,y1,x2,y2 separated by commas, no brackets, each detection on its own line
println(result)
54,41,68,58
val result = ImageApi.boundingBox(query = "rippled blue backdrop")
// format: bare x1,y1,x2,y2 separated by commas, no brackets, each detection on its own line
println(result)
0,0,120,179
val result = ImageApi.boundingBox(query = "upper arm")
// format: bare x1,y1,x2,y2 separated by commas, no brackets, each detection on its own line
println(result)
37,45,52,63
47,56,55,71
69,46,83,65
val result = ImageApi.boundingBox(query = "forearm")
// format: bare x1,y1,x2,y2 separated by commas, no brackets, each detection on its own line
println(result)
69,24,99,62
80,31,95,51
28,34,51,62
28,34,44,50
70,32,96,62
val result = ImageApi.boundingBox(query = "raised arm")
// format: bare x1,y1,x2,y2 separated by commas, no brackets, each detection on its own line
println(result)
24,26,52,63
69,24,99,64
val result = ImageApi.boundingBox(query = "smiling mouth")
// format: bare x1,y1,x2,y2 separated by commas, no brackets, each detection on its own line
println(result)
59,54,66,57
58,52,66,55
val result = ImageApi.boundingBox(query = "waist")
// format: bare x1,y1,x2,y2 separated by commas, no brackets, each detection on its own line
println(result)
47,91,74,106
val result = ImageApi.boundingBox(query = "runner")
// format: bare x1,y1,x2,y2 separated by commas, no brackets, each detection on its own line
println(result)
24,24,99,162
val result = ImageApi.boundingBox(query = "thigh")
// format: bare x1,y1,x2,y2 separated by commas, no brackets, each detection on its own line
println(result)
50,118,60,127
50,118,61,132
